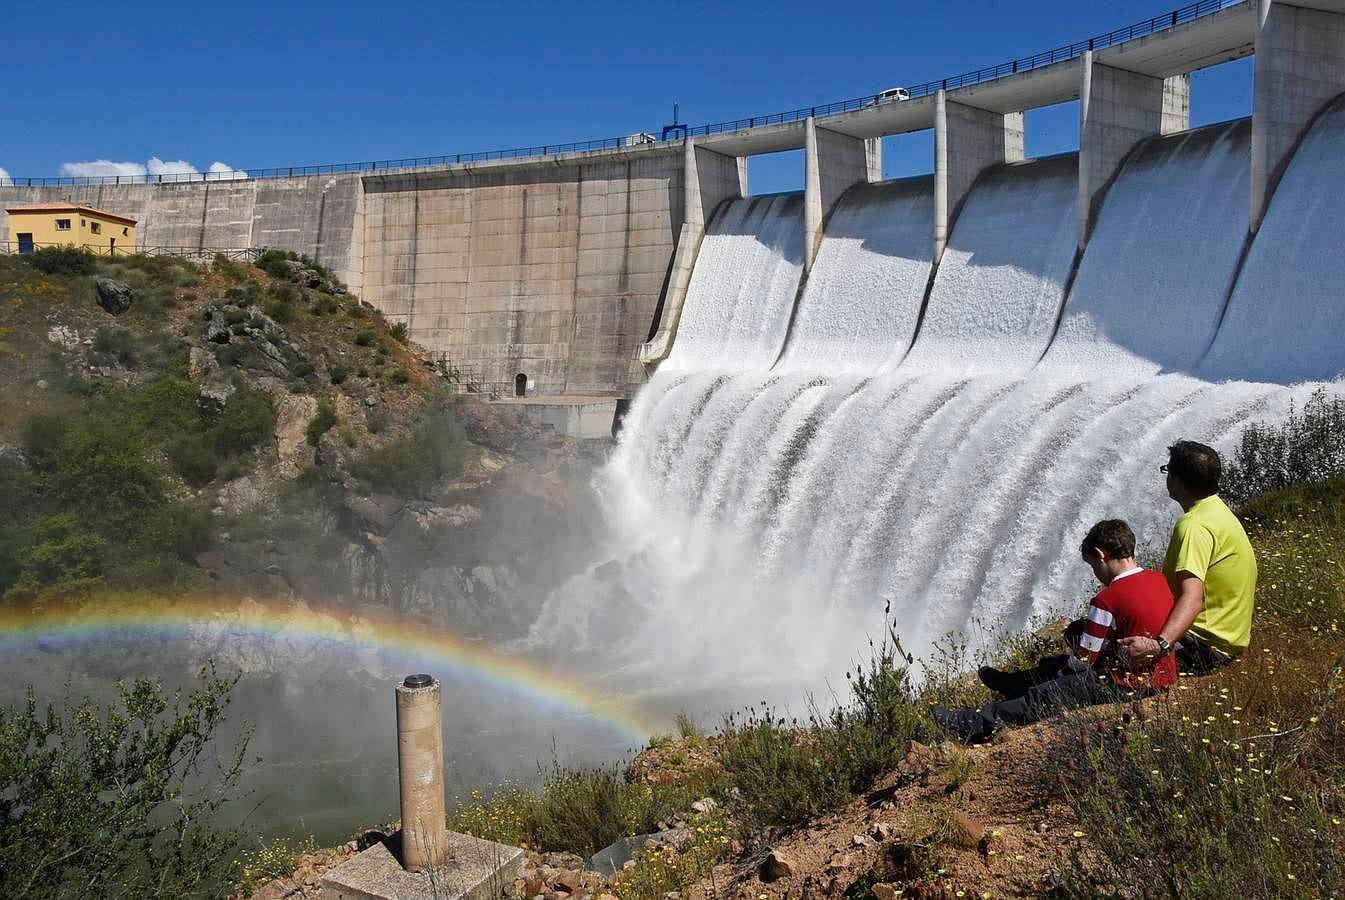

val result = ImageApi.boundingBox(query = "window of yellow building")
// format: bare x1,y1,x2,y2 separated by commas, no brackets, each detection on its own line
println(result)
56,219,71,230
90,222,101,235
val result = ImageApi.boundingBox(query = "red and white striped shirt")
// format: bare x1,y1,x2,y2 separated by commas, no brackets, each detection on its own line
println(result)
1067,566,1178,689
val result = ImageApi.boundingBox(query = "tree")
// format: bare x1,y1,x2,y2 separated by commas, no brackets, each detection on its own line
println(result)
0,663,254,898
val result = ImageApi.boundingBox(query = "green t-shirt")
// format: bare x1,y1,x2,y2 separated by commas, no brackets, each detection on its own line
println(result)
1163,494,1257,654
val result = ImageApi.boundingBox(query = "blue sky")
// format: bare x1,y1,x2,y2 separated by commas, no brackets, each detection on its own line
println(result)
0,0,1252,193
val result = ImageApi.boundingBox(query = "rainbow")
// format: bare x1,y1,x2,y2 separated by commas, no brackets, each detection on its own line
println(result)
0,594,663,741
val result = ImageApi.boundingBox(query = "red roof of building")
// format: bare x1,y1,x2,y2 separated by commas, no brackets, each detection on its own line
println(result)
5,202,137,226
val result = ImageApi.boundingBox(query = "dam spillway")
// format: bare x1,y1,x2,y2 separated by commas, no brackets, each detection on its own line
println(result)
545,106,1345,691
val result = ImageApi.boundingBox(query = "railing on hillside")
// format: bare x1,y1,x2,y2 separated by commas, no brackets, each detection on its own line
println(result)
430,355,517,399
1,0,1245,187
0,241,265,262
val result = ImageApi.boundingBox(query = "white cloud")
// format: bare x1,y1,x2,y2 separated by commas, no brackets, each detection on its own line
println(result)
146,157,198,181
56,157,250,183
59,159,148,179
207,161,249,181
0,166,11,186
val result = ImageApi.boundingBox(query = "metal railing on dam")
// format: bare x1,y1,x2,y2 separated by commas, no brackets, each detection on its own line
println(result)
3,0,1244,187
0,241,265,263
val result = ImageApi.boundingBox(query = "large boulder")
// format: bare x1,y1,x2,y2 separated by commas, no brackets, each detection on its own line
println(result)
94,278,133,314
272,393,318,477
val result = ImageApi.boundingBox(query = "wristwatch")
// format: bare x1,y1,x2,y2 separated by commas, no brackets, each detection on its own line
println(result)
1155,636,1173,658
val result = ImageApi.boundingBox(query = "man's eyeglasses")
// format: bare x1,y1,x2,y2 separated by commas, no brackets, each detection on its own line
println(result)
1159,464,1169,473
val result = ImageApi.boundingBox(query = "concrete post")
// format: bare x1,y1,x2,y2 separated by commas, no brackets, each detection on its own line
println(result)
933,90,1025,262
804,117,878,271
396,674,447,872
1251,0,1345,232
1077,50,1191,246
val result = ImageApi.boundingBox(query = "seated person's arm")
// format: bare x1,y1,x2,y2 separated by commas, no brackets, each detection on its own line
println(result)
1063,602,1115,674
1118,573,1203,665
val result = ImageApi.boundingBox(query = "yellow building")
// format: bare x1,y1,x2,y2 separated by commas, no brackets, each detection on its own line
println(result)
5,203,138,255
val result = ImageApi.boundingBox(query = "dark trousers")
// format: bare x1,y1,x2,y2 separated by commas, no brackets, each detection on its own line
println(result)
1176,632,1236,674
974,666,1133,737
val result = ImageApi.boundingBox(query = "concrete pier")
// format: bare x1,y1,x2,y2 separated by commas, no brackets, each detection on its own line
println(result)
804,118,880,270
934,91,1024,261
1251,0,1345,231
1078,50,1190,244
639,142,743,366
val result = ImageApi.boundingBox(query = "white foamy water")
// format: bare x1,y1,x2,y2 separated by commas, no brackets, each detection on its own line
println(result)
1045,121,1251,378
664,193,805,371
533,128,1344,701
902,155,1079,375
1199,98,1345,383
778,178,934,372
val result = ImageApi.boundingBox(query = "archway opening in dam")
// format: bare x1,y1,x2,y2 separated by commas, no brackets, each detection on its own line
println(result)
880,129,935,181
1024,99,1081,158
746,147,805,195
1190,56,1254,127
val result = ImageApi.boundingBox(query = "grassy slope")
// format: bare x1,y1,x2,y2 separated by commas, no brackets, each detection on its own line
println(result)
0,250,467,603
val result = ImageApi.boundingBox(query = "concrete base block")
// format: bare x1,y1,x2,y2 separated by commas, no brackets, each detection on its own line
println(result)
320,831,525,900
492,396,619,439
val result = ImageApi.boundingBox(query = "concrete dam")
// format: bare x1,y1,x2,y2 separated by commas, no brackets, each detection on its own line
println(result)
7,0,1344,411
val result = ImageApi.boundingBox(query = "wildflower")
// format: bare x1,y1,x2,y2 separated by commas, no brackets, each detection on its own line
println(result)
1072,831,1086,838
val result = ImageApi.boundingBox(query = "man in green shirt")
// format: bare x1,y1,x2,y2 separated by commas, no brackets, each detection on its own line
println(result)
1118,440,1257,674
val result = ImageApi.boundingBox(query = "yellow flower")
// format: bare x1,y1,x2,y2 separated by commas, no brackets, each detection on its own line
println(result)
1073,831,1086,838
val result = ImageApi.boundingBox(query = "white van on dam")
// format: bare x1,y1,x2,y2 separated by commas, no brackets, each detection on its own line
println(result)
873,87,911,105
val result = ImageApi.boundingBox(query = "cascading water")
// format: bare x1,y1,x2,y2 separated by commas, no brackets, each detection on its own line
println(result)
1045,120,1251,378
1199,97,1345,384
902,154,1079,375
664,193,806,371
777,177,934,372
533,116,1344,705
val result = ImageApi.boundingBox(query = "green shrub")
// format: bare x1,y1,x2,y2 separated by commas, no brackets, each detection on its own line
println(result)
353,328,376,347
255,249,331,282
388,368,409,385
390,321,409,343
329,365,351,385
1223,387,1345,507
212,387,274,457
524,763,693,856
167,434,218,487
448,767,694,858
0,664,253,898
222,307,248,326
262,298,295,323
90,325,139,368
674,712,703,740
7,513,106,599
611,810,731,899
1055,681,1341,897
26,246,97,276
721,637,922,829
350,414,466,497
306,400,337,446
237,835,317,894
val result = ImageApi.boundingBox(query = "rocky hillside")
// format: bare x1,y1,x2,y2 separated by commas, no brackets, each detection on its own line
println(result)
0,248,604,638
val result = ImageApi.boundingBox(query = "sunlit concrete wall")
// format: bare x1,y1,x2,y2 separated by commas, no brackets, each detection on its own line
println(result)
360,149,683,394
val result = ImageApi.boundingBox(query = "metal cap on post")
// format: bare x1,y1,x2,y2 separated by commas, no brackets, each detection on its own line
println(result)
395,674,447,872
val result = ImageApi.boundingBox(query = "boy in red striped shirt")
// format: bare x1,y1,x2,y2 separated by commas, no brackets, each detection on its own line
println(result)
933,519,1176,744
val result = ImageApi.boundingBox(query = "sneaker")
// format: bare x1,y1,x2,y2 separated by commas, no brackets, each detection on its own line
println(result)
977,665,1026,696
932,706,989,744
